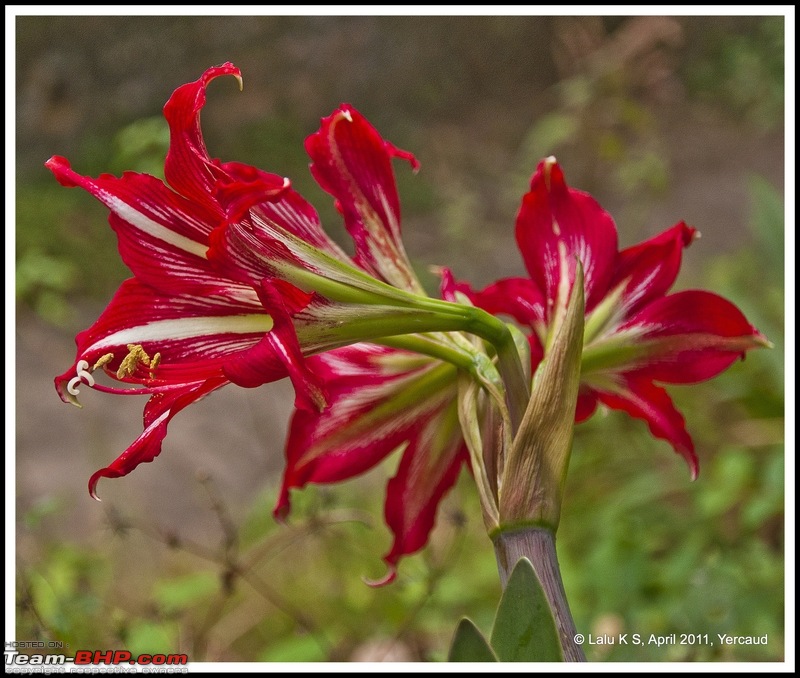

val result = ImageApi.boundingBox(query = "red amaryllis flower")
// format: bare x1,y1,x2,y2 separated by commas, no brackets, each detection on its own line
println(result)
48,63,490,500
445,157,769,478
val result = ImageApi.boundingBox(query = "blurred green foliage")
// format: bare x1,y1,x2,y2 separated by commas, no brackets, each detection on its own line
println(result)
681,17,784,133
15,15,785,664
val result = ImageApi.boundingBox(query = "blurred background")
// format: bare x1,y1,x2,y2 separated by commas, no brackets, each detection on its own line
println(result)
15,14,785,662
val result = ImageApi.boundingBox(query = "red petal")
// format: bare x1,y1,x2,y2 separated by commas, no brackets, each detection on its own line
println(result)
224,279,326,412
218,160,350,261
380,404,467,582
621,290,768,383
89,377,227,498
595,378,698,479
274,346,458,520
44,156,255,301
214,160,290,224
305,105,422,292
163,62,241,212
516,159,618,318
440,269,546,329
611,221,698,316
54,278,274,402
575,389,599,423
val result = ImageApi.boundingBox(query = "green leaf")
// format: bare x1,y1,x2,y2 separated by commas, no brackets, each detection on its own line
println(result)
489,557,563,662
448,618,498,662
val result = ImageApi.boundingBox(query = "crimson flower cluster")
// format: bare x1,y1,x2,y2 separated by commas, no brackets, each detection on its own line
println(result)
49,64,766,581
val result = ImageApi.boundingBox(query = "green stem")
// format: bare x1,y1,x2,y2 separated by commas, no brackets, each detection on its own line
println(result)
462,306,530,433
376,334,480,374
492,526,585,662
284,264,530,429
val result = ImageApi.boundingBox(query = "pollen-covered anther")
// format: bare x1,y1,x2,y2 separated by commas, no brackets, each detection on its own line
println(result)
93,353,115,371
66,359,96,396
116,344,152,379
149,352,162,379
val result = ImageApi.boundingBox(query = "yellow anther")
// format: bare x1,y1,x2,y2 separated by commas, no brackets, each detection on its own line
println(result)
149,352,162,380
116,344,152,379
93,353,115,371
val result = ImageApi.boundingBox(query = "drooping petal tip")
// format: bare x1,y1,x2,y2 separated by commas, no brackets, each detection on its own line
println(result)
201,62,242,86
88,468,119,501
689,455,699,482
541,155,560,191
362,563,397,588
272,487,291,525
214,161,291,223
753,329,774,349
45,155,77,186
54,371,83,407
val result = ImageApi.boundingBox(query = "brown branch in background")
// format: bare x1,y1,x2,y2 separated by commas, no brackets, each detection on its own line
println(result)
103,472,348,659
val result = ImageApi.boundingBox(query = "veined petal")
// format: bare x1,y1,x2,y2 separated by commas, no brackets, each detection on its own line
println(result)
45,156,254,301
274,346,458,520
305,105,424,294
619,290,769,383
516,158,617,318
379,401,467,585
440,270,546,329
163,62,241,212
88,377,227,498
223,279,327,412
217,160,353,263
595,378,698,479
611,221,698,316
213,197,414,307
440,269,546,369
54,278,274,404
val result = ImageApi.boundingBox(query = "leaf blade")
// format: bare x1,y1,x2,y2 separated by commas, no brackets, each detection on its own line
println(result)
490,557,564,662
448,618,498,662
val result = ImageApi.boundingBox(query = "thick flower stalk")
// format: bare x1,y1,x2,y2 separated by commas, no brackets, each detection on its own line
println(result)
447,157,770,495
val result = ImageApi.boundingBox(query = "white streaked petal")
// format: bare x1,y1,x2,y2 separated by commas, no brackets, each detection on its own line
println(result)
89,314,274,351
105,192,209,258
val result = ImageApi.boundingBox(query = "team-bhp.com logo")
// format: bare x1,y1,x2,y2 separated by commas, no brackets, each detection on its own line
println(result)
6,648,188,668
